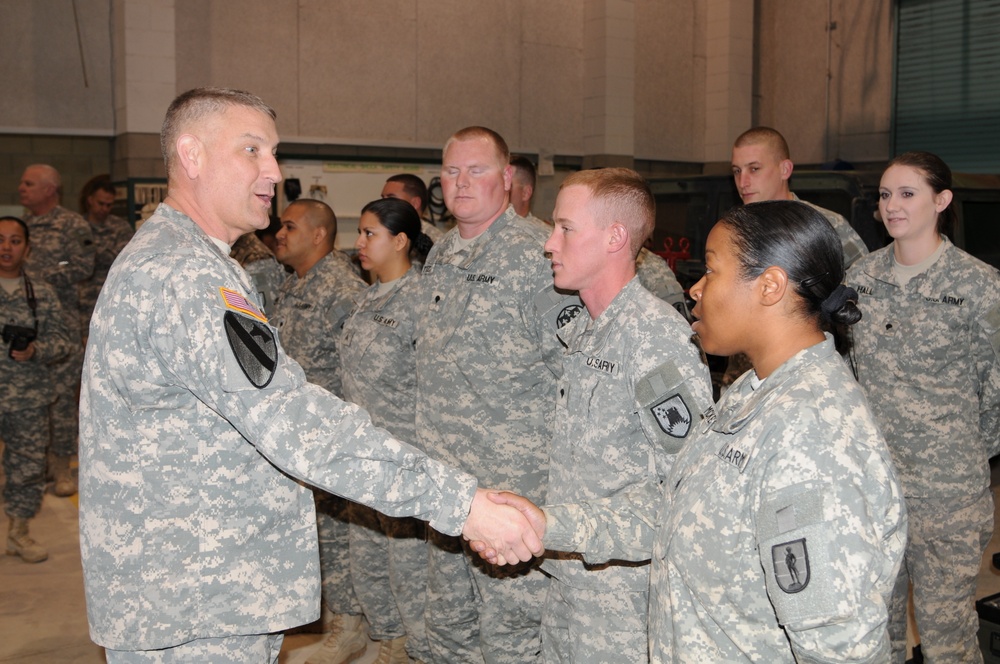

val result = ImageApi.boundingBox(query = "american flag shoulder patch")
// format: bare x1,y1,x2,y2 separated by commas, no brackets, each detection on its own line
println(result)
219,287,268,323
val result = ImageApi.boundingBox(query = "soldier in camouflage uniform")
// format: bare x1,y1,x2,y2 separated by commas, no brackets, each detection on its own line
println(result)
847,152,1000,664
1,216,74,563
478,200,907,663
381,174,445,244
417,127,579,664
230,231,286,319
78,87,542,663
18,164,95,497
78,174,134,333
341,198,438,663
272,198,370,664
723,127,870,387
539,169,712,663
635,247,689,318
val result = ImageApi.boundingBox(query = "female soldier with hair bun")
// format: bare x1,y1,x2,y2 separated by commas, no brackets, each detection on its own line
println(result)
475,200,907,663
336,197,434,664
848,151,1000,663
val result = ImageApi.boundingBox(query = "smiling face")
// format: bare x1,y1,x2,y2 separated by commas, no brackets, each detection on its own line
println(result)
275,203,318,273
689,223,756,357
731,142,792,204
544,185,609,295
0,220,29,279
441,137,511,235
878,163,950,245
193,105,282,241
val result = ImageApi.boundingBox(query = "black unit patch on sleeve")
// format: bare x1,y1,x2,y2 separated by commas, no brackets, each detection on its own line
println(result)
224,311,277,388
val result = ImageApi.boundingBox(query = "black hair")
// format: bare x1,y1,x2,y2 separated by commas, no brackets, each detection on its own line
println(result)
360,198,434,263
0,215,30,243
885,151,956,235
386,173,430,213
719,201,861,327
79,174,116,215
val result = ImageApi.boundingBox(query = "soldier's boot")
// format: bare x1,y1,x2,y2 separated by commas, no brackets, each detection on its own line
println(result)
372,636,409,664
305,613,369,664
51,455,77,497
6,517,48,563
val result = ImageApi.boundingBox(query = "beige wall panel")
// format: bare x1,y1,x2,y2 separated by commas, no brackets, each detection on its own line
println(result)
414,1,522,147
635,0,700,161
0,0,114,131
175,0,299,136
756,0,892,166
756,0,830,163
829,0,893,163
518,41,584,155
297,0,419,142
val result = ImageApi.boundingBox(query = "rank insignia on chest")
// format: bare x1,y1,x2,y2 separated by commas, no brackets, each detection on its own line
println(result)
224,311,277,388
772,538,810,594
650,393,691,438
219,287,267,323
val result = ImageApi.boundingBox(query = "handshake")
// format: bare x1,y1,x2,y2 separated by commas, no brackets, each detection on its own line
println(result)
461,489,546,566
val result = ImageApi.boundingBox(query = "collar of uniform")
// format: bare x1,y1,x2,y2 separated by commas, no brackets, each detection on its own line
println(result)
711,333,836,434
863,234,954,288
24,205,66,227
358,264,418,311
426,206,518,271
557,275,643,353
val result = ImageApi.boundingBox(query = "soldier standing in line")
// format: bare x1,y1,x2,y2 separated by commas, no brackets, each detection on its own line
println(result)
1,216,73,562
538,168,712,662
77,174,134,336
417,126,581,663
848,151,1000,663
18,164,95,497
271,198,370,664
341,197,437,664
78,87,543,663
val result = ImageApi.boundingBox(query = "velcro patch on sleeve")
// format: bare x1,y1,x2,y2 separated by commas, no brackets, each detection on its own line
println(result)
635,361,697,454
224,311,277,388
981,301,1000,359
220,287,267,323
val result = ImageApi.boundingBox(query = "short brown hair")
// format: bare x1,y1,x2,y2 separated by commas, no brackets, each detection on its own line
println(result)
160,87,276,176
733,126,790,161
560,168,654,257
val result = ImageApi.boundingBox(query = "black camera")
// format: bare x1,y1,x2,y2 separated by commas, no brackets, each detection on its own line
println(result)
2,324,37,358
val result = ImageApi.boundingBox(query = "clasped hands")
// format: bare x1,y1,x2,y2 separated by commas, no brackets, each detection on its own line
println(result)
461,488,547,566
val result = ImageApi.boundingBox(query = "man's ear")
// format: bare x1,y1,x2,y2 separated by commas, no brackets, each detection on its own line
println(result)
502,164,513,193
759,266,789,307
779,159,794,182
608,222,630,254
175,134,203,180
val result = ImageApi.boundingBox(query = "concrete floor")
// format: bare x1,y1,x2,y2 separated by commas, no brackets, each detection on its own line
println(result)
3,461,1000,663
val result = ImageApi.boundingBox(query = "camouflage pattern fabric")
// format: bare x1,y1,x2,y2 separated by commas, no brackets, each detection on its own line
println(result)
544,335,906,663
79,204,477,651
791,193,868,269
541,278,711,663
230,232,286,318
24,205,94,456
104,633,283,663
341,267,430,658
1,274,73,518
80,213,133,330
273,246,368,617
416,206,579,663
635,247,689,318
847,238,1000,663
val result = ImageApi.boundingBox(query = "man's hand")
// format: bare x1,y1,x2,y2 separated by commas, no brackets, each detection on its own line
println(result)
466,490,546,565
462,488,544,566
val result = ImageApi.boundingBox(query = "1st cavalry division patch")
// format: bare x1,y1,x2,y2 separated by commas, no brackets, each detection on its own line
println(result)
224,311,277,388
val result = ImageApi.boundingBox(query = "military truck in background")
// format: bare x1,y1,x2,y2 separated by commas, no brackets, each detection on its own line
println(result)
647,170,1000,290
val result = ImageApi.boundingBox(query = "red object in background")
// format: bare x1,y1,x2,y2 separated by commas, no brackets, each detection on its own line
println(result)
654,237,691,271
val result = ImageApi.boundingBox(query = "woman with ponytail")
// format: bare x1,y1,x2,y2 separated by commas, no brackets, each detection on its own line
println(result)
335,197,434,664
475,200,906,662
847,151,1000,663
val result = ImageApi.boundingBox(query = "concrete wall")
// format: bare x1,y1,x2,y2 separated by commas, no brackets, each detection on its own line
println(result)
0,0,896,191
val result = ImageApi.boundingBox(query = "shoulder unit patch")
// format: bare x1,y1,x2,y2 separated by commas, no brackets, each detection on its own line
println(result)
224,311,277,388
651,393,691,438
